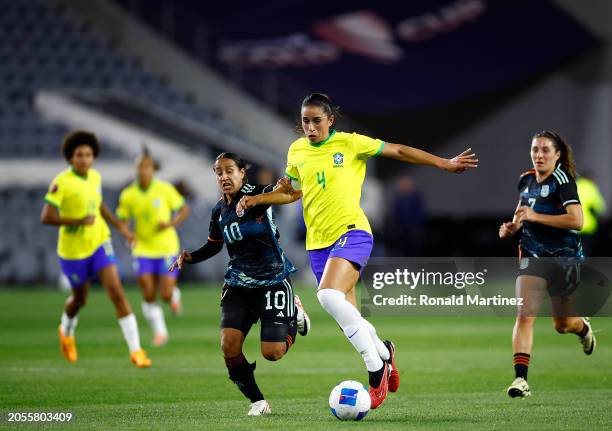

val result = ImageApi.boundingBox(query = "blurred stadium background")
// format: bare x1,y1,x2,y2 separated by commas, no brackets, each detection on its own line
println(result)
1,0,611,287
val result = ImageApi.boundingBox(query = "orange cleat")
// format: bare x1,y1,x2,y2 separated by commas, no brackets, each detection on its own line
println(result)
58,325,77,363
368,363,390,409
130,349,152,368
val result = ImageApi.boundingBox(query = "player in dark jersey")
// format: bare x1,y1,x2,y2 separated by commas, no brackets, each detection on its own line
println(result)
168,152,310,416
499,131,596,398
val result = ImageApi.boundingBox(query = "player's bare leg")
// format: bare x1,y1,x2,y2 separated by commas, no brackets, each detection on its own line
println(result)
139,274,168,346
317,258,390,408
509,276,546,398
160,275,182,317
159,275,183,316
58,282,90,363
552,295,596,355
260,342,287,361
222,328,270,415
98,265,151,367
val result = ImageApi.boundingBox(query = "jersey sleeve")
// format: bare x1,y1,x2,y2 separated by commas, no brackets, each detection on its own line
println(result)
208,204,224,243
116,188,132,220
352,133,385,159
247,184,274,195
285,144,301,182
44,175,64,208
166,183,186,211
517,175,528,193
559,179,580,207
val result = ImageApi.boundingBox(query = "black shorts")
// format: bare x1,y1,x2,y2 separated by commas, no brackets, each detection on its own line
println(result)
220,278,296,342
517,257,581,297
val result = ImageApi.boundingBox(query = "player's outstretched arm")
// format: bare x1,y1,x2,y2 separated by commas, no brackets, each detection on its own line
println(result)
168,240,224,272
380,144,478,173
236,178,302,215
515,203,583,231
40,203,95,226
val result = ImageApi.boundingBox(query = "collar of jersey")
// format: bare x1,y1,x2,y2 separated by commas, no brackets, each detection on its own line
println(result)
138,178,155,192
309,129,336,148
70,167,88,180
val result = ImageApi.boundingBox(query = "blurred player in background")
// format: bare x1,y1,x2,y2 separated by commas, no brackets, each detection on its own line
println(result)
576,171,606,256
116,148,190,346
499,130,596,398
237,93,478,409
169,152,310,416
40,130,151,368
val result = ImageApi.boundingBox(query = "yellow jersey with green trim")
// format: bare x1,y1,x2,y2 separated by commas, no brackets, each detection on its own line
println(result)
285,130,384,250
44,168,111,259
116,179,185,257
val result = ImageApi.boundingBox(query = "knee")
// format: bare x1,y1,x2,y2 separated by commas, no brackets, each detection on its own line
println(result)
261,345,285,362
515,316,535,328
317,288,344,312
143,290,157,303
160,290,172,303
71,293,87,308
221,336,242,358
553,319,572,334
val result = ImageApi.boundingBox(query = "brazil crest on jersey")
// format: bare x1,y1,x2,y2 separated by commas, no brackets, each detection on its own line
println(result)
518,166,582,258
208,183,296,288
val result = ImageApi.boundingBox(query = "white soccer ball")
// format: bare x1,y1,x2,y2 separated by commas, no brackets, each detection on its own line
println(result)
328,380,371,421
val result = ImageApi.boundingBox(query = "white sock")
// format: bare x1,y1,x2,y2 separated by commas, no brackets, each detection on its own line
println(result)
362,317,390,361
171,286,181,304
141,301,168,337
60,312,78,337
117,313,142,353
317,289,383,372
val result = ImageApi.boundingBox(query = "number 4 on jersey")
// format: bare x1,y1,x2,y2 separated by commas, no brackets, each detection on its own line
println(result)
317,171,326,190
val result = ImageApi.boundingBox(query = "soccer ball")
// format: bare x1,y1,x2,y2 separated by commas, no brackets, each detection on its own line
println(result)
328,380,371,421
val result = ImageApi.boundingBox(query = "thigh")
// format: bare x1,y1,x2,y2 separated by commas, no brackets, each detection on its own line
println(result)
259,279,295,342
59,256,94,289
308,247,332,286
318,230,373,293
137,273,157,300
516,275,548,317
220,286,257,337
551,292,579,318
319,257,361,293
97,264,128,300
91,242,117,274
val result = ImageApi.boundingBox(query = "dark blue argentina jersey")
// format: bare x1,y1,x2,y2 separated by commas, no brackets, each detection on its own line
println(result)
208,183,296,288
518,166,582,258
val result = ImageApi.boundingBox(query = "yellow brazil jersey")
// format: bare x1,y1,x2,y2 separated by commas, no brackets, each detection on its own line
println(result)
285,130,384,250
116,179,185,257
44,168,111,259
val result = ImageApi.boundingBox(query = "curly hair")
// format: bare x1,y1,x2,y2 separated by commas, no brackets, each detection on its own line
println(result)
61,130,100,161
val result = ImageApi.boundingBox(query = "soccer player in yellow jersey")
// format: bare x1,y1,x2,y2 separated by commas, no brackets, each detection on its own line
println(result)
237,93,478,409
116,150,190,346
41,130,151,368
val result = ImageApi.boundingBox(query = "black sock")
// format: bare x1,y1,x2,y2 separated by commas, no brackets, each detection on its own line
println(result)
577,322,589,337
225,353,264,402
368,364,386,388
513,353,530,380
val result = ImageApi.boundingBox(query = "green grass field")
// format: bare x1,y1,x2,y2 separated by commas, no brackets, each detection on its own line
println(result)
0,284,610,430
